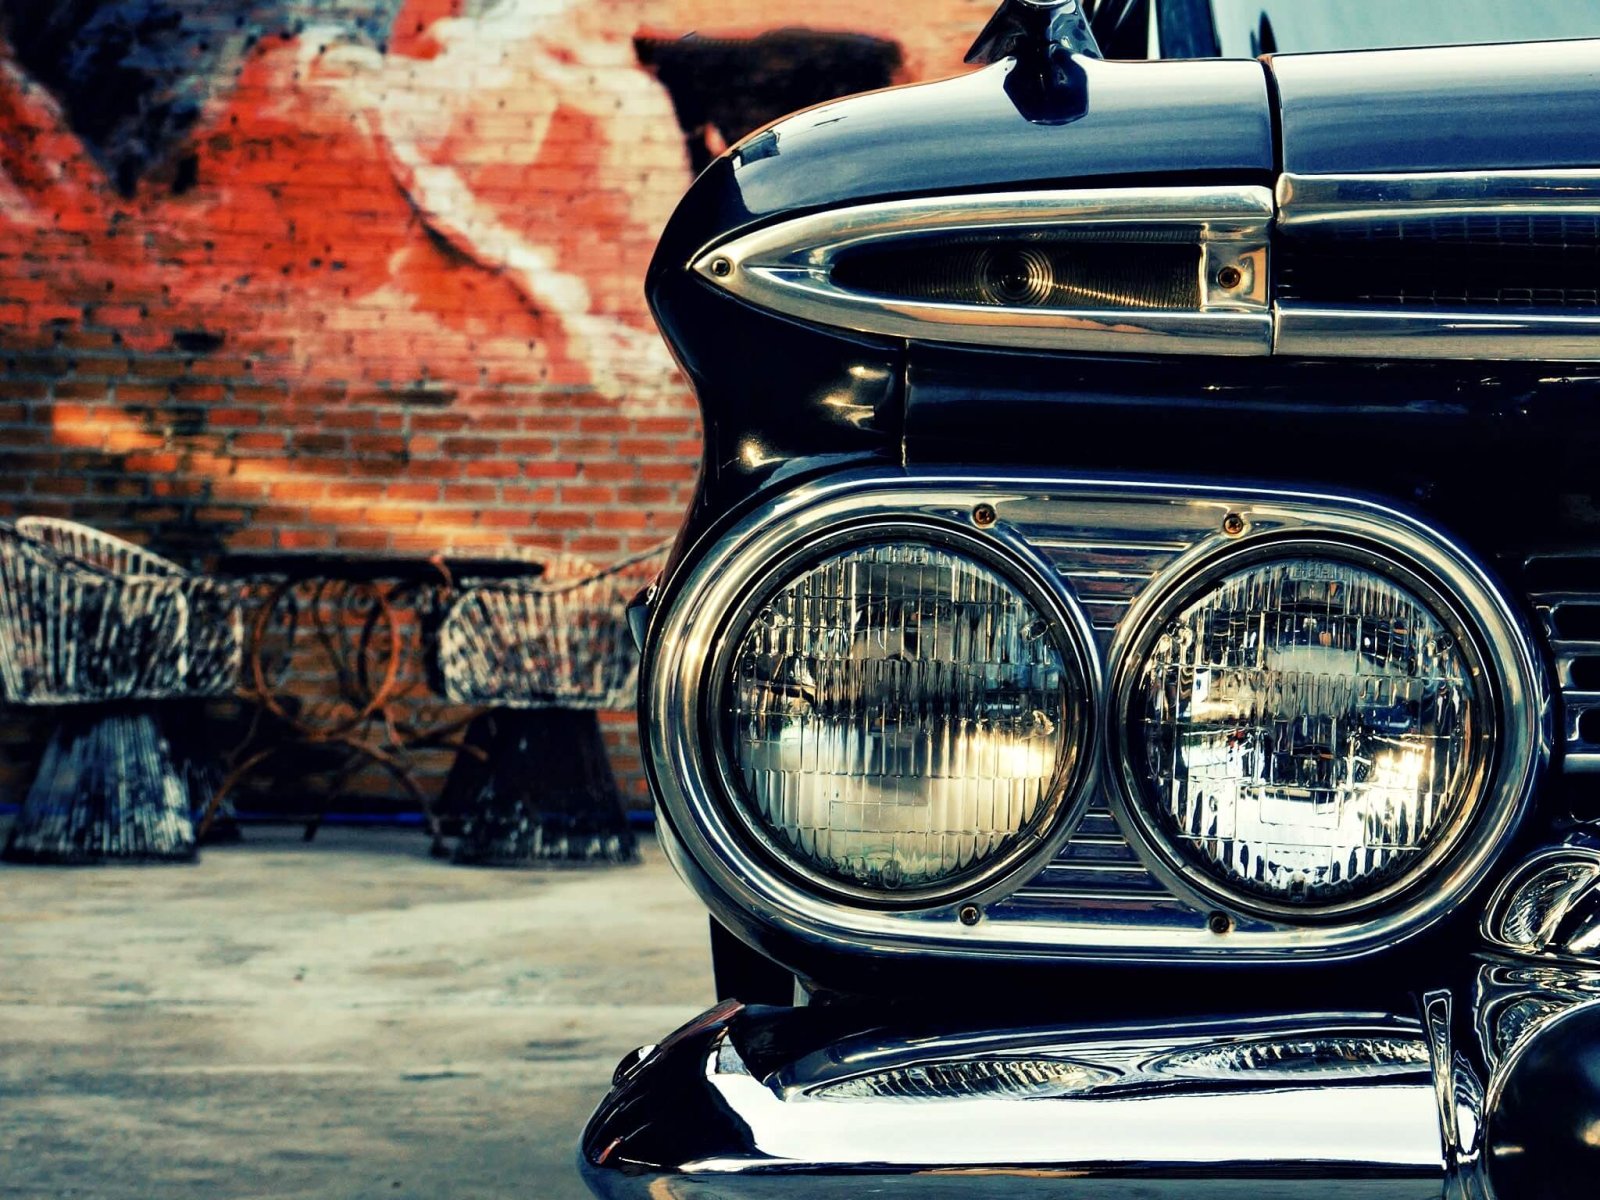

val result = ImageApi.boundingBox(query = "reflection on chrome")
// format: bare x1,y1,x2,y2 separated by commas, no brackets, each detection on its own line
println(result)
581,1005,1450,1199
1146,1034,1430,1080
1483,845,1600,960
1474,960,1600,1071
582,957,1600,1199
806,1057,1114,1102
1128,552,1490,916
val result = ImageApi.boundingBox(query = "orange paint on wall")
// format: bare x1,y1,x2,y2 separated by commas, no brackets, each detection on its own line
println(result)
0,0,992,563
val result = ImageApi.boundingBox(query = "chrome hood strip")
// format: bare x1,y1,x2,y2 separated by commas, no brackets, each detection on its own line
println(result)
691,173,1600,362
1276,170,1600,229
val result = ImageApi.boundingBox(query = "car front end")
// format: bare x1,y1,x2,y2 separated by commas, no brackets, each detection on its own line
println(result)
581,4,1600,1196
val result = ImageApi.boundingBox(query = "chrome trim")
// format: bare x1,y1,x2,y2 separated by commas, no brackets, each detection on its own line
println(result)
692,186,1274,357
1482,843,1600,961
1421,989,1492,1200
1522,570,1600,772
1277,170,1600,229
647,469,1548,964
1274,169,1600,362
1275,303,1600,363
695,174,1600,362
581,1003,1450,1199
1472,958,1600,1076
701,520,1101,909
1107,535,1507,925
653,497,1105,923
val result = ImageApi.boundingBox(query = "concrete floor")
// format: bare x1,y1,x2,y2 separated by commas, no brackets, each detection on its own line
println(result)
0,825,711,1200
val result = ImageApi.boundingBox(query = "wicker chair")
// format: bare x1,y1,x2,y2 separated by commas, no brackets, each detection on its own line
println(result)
15,518,242,697
0,521,244,864
433,543,671,867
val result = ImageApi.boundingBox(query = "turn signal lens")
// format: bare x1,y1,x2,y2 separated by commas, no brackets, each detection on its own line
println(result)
722,541,1088,900
1125,552,1492,915
828,234,1201,311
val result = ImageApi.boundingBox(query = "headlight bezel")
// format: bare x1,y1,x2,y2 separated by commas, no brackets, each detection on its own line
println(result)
702,520,1100,909
643,472,1548,966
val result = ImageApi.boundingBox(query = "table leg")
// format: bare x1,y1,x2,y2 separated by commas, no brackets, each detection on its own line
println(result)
2,705,197,865
164,702,242,845
446,708,640,868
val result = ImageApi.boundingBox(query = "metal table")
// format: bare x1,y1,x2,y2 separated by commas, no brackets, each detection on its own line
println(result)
205,551,544,853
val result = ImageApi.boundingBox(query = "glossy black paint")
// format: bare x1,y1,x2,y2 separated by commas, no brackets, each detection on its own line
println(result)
903,344,1600,577
646,55,1271,248
1488,1001,1600,1200
641,20,1600,1002
1269,39,1600,175
645,52,1272,540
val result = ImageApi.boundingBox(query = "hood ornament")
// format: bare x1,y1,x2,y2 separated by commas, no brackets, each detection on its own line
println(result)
967,0,1101,125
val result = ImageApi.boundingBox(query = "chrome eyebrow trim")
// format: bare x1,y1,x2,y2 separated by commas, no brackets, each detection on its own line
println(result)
693,185,1275,358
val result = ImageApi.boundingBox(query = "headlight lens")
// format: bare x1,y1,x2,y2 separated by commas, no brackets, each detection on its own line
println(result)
721,540,1089,901
1124,549,1492,916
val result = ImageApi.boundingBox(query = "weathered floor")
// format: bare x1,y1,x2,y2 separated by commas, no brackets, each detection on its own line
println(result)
0,825,710,1200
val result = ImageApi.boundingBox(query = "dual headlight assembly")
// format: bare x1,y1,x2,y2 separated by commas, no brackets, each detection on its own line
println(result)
649,479,1543,955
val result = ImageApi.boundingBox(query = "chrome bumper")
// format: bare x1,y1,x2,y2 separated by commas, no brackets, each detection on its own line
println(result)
580,1000,1473,1199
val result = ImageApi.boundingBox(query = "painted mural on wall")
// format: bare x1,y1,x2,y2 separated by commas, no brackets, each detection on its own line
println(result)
0,0,983,559
0,0,988,803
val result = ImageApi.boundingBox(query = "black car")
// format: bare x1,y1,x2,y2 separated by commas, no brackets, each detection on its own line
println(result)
582,3,1600,1197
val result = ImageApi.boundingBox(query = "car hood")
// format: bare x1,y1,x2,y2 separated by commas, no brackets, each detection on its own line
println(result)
653,38,1600,288
1267,38,1600,176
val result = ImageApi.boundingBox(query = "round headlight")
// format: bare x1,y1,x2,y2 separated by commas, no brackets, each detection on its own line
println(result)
1117,544,1495,920
718,537,1093,903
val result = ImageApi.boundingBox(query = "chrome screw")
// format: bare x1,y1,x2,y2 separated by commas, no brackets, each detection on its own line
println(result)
710,257,733,278
1207,911,1233,936
1216,265,1244,290
972,504,998,529
1222,512,1247,537
958,904,982,927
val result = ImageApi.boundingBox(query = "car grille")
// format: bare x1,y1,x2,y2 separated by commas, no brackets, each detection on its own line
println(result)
999,527,1199,920
1277,214,1600,311
1523,553,1600,774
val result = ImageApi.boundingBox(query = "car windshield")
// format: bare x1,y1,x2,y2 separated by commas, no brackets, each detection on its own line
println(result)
1210,0,1600,56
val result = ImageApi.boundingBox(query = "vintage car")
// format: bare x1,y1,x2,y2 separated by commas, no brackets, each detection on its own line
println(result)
581,2,1600,1196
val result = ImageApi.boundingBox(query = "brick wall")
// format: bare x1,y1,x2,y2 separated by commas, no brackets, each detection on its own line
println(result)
0,0,995,815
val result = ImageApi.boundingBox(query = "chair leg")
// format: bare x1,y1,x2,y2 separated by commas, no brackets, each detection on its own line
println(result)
2,707,198,865
448,708,640,868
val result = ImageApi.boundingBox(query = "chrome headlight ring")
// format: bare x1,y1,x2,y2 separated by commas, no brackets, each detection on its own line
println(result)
649,490,1104,929
1107,524,1545,936
703,520,1100,908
